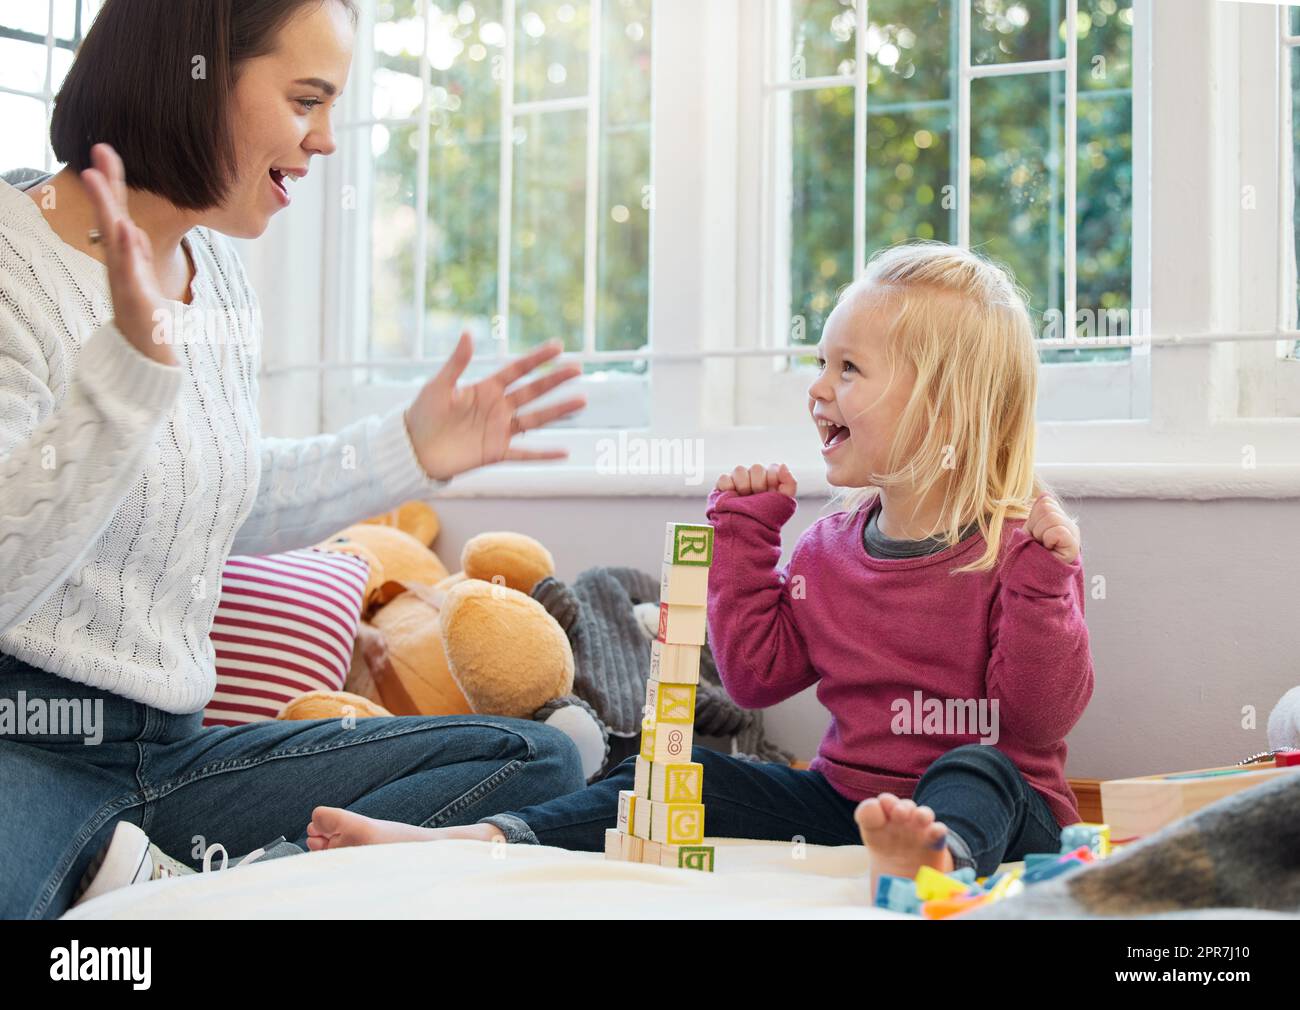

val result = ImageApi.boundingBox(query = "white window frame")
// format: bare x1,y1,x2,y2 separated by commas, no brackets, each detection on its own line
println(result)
313,0,658,434
259,0,1300,498
741,0,1152,429
0,0,97,173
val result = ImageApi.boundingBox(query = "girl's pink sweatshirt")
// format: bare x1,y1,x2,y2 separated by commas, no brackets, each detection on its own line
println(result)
704,488,1094,828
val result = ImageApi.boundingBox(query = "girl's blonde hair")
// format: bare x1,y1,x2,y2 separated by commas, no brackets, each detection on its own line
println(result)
829,241,1049,574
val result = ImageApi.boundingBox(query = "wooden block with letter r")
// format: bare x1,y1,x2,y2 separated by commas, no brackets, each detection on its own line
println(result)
663,522,714,568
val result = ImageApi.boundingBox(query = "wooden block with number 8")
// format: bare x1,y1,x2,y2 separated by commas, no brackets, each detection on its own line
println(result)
640,721,693,763
635,757,704,804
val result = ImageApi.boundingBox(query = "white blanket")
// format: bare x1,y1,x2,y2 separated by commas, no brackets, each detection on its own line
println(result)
62,838,910,919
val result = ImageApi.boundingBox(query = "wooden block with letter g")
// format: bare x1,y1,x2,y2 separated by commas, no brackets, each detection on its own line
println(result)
649,799,706,845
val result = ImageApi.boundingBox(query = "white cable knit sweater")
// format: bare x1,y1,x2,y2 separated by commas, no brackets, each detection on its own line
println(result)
0,177,445,714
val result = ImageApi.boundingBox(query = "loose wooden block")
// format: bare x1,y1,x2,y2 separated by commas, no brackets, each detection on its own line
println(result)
639,721,693,763
663,522,714,567
649,800,706,845
650,639,701,685
660,563,709,607
656,601,706,646
1101,764,1300,839
645,679,697,725
635,757,704,804
616,789,637,835
603,827,622,860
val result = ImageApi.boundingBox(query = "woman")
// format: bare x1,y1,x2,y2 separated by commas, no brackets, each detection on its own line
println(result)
0,0,587,918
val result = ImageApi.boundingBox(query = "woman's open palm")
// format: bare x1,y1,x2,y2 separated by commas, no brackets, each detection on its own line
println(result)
81,144,174,365
403,332,586,482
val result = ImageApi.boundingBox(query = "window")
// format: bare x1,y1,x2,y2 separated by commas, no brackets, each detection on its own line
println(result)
748,0,1142,427
1287,2,1300,358
0,0,102,173
321,0,654,429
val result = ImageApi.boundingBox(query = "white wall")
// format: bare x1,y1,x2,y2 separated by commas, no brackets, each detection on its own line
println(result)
415,492,1300,781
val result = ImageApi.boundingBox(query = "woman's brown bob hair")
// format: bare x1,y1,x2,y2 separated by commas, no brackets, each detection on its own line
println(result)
50,0,358,211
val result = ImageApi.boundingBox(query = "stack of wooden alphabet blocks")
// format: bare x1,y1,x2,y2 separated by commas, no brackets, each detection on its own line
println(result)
603,521,716,873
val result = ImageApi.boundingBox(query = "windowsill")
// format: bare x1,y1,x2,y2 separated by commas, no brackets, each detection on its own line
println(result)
431,462,1300,500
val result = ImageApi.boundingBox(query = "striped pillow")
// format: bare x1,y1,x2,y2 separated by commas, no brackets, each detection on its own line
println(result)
203,548,370,727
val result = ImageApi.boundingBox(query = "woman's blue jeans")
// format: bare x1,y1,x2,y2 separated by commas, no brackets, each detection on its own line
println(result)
0,654,585,919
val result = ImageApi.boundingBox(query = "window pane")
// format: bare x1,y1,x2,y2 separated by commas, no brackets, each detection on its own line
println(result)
424,0,503,355
1292,4,1299,38
970,71,1064,333
865,104,953,254
1293,46,1300,346
789,86,855,348
52,0,81,41
0,93,46,172
971,0,1052,66
1078,0,1132,92
1076,93,1132,350
866,0,953,105
0,1,50,35
0,37,50,93
369,122,420,360
595,0,651,358
510,109,586,351
515,0,589,103
783,0,857,82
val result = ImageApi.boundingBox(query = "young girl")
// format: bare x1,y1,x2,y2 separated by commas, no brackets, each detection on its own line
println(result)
307,242,1095,896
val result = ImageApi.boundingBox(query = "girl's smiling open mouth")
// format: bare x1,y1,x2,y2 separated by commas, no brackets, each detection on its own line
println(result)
817,416,851,454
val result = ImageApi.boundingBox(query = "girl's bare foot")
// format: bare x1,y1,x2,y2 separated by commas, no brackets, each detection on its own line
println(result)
855,793,954,900
306,807,504,851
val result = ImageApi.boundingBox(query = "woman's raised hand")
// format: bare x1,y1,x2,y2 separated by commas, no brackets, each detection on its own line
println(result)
80,143,175,366
402,332,586,482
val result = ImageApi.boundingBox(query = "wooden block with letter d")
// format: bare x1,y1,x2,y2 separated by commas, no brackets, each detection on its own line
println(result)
650,639,701,685
639,720,693,764
659,844,715,872
635,757,704,804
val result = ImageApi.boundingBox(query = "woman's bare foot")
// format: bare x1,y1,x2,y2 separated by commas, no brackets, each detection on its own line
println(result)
306,806,504,851
855,793,953,900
